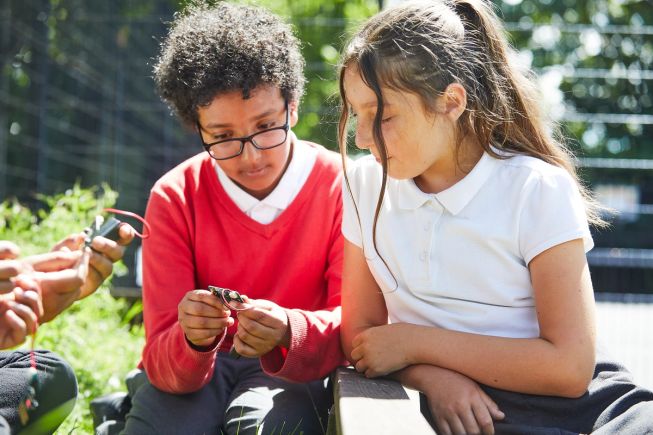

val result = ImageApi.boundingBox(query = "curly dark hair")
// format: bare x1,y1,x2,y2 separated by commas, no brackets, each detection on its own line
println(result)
154,2,305,126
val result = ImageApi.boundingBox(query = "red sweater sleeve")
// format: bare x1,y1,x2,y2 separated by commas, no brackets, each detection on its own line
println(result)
140,186,221,393
259,168,348,381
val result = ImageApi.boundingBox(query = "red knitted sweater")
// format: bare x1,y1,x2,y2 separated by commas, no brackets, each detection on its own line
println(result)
139,142,346,393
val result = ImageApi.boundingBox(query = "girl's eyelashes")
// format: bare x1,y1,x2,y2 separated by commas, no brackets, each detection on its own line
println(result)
381,116,393,124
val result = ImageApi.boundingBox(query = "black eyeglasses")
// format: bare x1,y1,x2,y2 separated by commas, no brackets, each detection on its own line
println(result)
208,285,252,311
197,102,290,160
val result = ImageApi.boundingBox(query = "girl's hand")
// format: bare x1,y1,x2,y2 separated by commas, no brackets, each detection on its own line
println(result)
178,289,234,349
420,366,504,435
233,299,290,357
351,323,415,377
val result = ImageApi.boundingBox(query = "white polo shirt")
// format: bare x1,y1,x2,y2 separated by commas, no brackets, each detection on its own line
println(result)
342,151,593,339
216,134,317,224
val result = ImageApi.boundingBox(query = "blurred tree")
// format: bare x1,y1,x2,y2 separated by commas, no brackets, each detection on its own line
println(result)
498,0,652,159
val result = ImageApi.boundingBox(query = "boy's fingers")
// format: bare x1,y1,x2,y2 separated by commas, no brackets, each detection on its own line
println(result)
184,303,230,318
185,327,226,340
232,335,257,357
237,307,270,322
189,290,231,311
182,313,232,329
237,315,274,340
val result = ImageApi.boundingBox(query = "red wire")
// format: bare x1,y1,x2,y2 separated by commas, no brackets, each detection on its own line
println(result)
102,208,151,239
29,331,36,370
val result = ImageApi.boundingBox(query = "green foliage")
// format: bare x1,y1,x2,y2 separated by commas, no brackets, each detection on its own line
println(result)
497,0,653,158
0,185,144,434
1,183,117,255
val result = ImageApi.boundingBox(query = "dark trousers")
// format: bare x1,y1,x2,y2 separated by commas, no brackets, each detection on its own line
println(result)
421,348,653,434
122,352,332,435
0,350,77,435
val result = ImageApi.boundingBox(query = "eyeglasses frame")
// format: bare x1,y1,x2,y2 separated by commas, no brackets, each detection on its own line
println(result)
196,101,290,161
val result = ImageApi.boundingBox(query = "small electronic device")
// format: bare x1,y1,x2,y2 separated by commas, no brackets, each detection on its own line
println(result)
83,215,122,247
208,285,252,359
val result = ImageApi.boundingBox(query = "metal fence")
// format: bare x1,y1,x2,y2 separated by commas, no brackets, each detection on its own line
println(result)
1,1,652,294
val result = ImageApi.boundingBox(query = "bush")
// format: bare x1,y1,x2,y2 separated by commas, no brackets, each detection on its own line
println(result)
0,184,144,434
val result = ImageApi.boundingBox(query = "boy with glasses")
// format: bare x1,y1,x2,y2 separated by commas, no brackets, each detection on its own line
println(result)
118,3,345,434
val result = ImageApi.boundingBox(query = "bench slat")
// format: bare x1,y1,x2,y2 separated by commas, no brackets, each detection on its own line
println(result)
333,367,436,435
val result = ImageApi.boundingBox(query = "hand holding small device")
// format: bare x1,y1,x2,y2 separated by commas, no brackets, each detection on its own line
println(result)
178,288,235,349
83,215,123,248
78,213,137,299
232,298,290,358
208,285,252,358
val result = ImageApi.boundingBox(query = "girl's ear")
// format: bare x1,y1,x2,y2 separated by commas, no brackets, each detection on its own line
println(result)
436,83,467,122
289,100,299,128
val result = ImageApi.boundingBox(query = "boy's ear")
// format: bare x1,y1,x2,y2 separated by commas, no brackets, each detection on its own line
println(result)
289,100,299,128
436,83,467,122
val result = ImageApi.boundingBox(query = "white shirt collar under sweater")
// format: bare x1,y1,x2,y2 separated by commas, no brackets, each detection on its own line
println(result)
215,133,317,224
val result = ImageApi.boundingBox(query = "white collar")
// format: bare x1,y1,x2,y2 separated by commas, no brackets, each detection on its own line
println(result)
397,151,499,215
215,133,316,213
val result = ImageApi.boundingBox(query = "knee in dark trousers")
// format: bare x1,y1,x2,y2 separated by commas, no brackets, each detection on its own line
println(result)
0,350,77,435
91,369,147,433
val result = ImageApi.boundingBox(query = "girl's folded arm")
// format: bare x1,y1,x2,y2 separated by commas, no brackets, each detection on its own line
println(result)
403,238,596,398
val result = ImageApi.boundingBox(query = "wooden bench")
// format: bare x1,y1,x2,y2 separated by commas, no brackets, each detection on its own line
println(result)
328,367,436,435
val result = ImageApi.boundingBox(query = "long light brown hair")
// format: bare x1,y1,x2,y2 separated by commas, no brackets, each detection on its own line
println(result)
338,0,605,267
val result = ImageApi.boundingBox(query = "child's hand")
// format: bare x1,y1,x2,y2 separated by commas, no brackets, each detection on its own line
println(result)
0,286,41,349
51,226,135,299
23,249,89,322
351,323,415,377
1,241,26,294
420,366,504,435
0,241,20,261
178,289,234,349
233,299,289,357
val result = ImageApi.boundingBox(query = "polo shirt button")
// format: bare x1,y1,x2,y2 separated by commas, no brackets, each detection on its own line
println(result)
419,251,427,261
